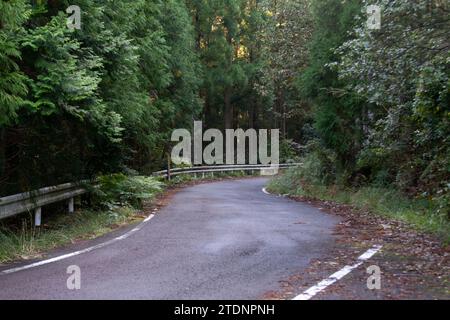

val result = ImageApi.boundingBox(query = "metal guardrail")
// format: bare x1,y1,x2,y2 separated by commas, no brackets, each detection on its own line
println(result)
0,163,301,225
153,163,302,180
0,182,88,226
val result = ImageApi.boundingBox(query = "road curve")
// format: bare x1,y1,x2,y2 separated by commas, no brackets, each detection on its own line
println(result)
0,178,340,300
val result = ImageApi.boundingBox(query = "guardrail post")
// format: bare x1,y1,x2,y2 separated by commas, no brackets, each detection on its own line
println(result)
35,207,42,227
167,155,171,181
68,197,74,213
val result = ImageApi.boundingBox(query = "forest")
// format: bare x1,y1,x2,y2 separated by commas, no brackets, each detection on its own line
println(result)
0,0,449,219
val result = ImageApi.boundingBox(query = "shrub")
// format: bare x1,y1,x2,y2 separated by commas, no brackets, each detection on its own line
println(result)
93,174,163,209
279,139,301,163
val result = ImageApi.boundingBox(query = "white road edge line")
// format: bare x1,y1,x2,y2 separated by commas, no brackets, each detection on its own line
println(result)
262,187,288,198
0,214,156,275
292,245,383,300
262,186,383,300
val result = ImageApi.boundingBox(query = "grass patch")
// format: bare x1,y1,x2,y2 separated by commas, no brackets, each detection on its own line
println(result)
0,206,138,264
268,169,450,243
0,174,165,264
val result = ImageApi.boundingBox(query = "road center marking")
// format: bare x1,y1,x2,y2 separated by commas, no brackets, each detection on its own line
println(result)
292,245,383,300
0,214,156,275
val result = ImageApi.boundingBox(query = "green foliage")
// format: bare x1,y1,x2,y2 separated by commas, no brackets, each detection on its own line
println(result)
0,0,448,225
286,0,450,219
279,139,300,163
336,0,450,207
186,0,249,129
0,205,137,264
268,169,450,241
93,174,163,209
259,0,313,138
0,0,202,195
282,143,337,187
298,0,366,174
21,13,123,140
0,0,30,126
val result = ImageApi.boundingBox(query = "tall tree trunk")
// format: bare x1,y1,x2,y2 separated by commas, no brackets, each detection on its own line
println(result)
203,89,210,125
0,127,6,195
224,87,233,129
249,96,260,130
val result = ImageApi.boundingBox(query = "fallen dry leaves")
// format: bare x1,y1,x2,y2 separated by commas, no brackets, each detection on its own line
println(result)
263,196,450,300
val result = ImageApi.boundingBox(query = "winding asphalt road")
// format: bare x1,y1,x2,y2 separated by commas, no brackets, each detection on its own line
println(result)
0,178,340,299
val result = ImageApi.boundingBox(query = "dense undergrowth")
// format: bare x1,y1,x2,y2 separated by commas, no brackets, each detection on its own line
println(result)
268,155,450,243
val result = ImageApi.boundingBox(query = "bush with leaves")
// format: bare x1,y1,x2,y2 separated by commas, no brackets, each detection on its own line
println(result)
93,174,163,210
336,0,449,212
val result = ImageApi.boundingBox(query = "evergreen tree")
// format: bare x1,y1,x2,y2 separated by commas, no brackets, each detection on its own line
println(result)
298,0,365,177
